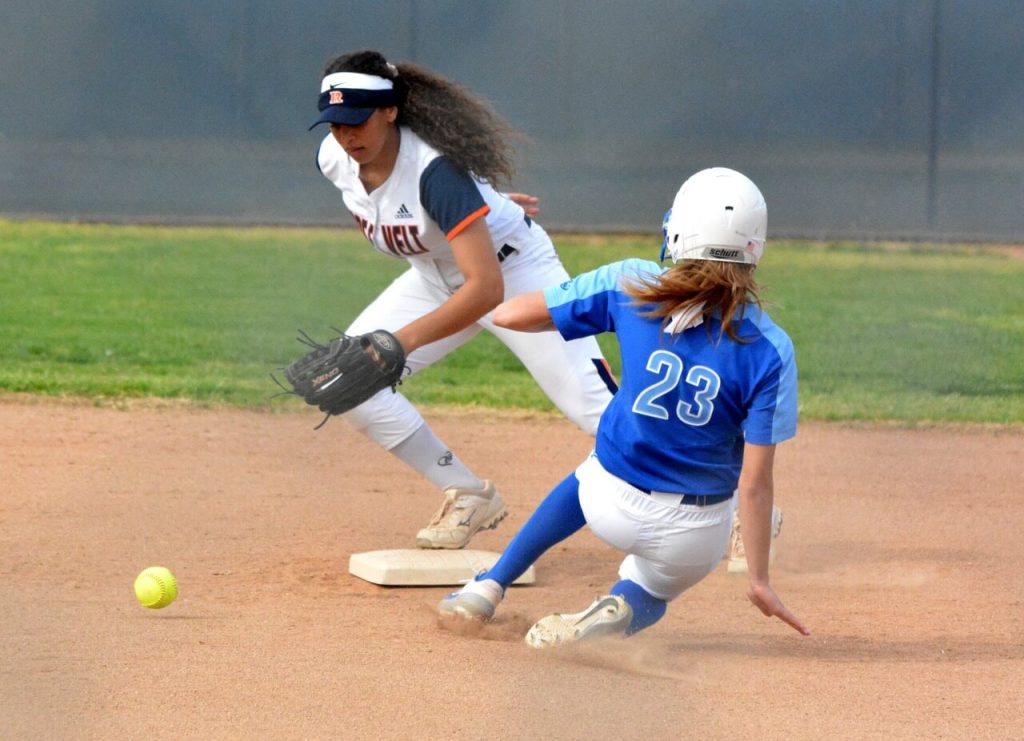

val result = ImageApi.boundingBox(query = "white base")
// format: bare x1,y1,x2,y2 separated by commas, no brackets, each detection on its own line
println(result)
348,549,535,587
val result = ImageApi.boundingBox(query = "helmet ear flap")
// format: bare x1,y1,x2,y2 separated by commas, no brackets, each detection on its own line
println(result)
659,207,672,262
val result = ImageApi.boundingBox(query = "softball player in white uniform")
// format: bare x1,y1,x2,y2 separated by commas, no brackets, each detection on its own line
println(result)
309,50,616,549
440,168,810,646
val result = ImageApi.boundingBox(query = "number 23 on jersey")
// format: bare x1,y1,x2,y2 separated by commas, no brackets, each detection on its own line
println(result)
631,350,721,427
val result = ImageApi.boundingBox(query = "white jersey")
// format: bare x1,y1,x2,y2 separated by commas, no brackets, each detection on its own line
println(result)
317,127,549,293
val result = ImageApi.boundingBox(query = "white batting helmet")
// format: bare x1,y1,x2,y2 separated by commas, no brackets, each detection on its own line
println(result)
660,167,767,265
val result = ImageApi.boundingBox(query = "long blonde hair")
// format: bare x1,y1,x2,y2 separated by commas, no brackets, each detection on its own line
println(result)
624,260,763,342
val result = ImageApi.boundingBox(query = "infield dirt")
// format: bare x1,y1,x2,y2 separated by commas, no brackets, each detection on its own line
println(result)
1,398,1021,740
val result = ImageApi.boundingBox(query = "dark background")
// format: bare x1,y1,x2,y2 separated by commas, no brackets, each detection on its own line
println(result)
2,0,1021,241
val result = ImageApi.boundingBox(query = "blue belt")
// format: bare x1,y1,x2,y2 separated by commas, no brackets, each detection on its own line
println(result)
635,486,733,507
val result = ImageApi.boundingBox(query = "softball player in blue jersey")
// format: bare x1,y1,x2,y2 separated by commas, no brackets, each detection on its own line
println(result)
307,50,616,550
439,168,810,646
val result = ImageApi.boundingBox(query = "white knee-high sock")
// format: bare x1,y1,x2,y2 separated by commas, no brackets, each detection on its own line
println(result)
389,423,484,492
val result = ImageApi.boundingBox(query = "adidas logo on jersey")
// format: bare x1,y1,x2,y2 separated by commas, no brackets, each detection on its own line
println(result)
395,203,414,220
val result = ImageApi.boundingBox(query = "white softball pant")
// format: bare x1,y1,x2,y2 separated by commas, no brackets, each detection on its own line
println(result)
576,453,736,601
343,250,614,448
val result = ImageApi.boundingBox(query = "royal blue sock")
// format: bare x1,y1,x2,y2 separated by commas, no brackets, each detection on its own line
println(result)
611,579,667,635
478,472,585,589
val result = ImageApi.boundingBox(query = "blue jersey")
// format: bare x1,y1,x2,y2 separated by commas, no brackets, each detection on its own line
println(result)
545,258,797,496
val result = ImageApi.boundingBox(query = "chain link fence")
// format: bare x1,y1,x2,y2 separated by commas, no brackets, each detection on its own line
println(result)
2,0,1021,241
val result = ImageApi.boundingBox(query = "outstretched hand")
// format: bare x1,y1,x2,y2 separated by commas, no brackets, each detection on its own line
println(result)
747,581,810,635
506,192,540,218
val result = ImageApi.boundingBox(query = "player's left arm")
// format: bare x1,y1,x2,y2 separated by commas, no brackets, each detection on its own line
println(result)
392,217,504,353
491,291,554,332
740,328,806,634
739,442,810,635
738,442,778,584
503,191,540,218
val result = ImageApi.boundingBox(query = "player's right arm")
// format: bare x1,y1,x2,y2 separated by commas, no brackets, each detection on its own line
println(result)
491,291,553,332
493,258,659,335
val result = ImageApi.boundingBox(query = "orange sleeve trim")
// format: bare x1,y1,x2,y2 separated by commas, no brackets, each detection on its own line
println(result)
446,205,490,240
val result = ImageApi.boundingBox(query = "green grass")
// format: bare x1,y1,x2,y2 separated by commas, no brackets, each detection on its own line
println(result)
1,219,1022,424
760,243,1024,423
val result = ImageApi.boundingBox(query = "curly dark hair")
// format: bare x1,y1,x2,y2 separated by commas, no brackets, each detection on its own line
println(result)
322,50,520,186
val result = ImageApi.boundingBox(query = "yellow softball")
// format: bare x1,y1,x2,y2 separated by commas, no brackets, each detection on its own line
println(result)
134,566,178,609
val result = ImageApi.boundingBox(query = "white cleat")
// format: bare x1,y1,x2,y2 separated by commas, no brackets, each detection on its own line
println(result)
438,578,504,621
525,595,633,649
416,480,507,550
727,505,783,573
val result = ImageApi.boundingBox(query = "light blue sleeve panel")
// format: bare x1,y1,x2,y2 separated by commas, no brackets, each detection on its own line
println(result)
744,310,799,445
543,258,661,341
